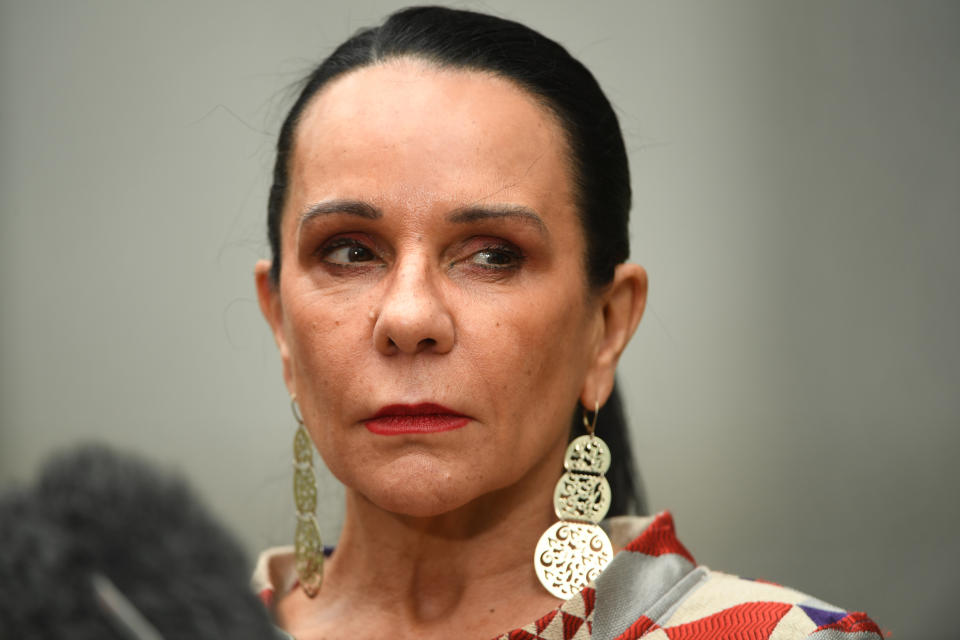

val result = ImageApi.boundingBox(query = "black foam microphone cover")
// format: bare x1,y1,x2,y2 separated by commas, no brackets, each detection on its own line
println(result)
0,444,281,639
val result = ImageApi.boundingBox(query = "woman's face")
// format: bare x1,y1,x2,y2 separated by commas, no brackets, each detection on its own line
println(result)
257,60,640,517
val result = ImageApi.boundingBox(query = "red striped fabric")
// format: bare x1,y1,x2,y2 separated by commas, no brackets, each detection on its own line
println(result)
663,602,793,640
814,611,884,636
622,511,696,564
612,615,659,640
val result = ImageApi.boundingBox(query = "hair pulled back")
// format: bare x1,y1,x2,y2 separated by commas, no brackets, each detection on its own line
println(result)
266,6,644,516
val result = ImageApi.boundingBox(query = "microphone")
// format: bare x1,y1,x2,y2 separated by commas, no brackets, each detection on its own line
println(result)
0,444,285,639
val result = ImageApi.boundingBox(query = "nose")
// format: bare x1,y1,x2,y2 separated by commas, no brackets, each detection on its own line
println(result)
372,256,455,356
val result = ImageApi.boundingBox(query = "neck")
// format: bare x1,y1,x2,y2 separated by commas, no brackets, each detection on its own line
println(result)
319,439,565,633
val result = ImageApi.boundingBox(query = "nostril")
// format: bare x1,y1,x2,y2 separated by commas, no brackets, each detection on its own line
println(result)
373,291,455,355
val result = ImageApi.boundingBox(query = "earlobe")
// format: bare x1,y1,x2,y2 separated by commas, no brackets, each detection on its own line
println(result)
580,263,648,409
254,259,296,392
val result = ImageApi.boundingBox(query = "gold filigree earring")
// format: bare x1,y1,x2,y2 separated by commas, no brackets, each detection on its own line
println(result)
291,395,323,597
534,401,614,599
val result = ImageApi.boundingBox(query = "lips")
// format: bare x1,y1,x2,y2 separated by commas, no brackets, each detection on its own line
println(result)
363,403,470,435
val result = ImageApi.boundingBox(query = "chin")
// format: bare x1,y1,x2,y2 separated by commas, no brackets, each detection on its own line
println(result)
349,453,495,518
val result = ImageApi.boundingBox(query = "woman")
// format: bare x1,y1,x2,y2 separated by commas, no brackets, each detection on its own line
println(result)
252,7,881,640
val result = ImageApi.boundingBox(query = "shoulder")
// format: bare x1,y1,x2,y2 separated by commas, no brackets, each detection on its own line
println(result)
593,512,884,640
645,570,883,640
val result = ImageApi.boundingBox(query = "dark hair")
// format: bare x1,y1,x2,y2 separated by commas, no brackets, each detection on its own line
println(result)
265,6,645,516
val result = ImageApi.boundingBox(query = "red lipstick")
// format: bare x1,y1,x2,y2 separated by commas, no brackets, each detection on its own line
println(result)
363,403,470,435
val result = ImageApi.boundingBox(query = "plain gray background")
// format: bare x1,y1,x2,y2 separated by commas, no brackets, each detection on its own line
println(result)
2,1,957,637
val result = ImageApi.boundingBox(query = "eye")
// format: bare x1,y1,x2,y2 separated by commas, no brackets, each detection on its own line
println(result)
320,238,379,265
466,244,524,270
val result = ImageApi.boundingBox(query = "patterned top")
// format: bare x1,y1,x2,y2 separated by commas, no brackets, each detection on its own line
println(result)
251,512,884,640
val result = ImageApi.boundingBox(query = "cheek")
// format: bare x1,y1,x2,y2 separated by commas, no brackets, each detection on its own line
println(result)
284,290,375,407
455,280,593,414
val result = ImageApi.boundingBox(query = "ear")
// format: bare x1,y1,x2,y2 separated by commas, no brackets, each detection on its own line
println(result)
255,259,296,395
581,263,648,409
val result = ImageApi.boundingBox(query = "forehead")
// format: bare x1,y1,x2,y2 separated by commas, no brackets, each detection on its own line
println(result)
287,58,576,215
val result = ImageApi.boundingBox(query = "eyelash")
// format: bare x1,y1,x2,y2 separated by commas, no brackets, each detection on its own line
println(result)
465,243,524,271
318,237,379,266
315,237,525,273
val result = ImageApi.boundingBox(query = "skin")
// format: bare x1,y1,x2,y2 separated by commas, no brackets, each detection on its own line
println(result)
255,58,647,639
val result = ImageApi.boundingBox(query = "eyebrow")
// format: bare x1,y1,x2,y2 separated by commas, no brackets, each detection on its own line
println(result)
297,199,548,237
298,199,383,228
447,204,548,237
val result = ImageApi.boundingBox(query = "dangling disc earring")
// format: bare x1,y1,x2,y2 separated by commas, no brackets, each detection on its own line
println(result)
534,401,614,599
291,395,323,597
